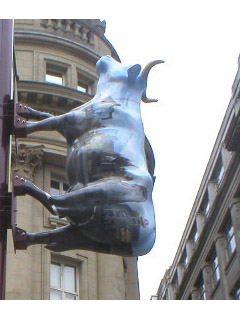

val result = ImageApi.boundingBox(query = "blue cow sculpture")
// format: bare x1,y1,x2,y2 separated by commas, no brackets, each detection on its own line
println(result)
16,55,163,256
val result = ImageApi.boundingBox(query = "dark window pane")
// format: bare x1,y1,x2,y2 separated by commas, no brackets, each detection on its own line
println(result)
63,183,69,192
50,180,60,196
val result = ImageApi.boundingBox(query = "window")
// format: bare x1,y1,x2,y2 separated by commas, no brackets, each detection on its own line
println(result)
77,72,93,94
223,217,236,259
46,71,63,85
190,224,198,243
233,284,240,300
182,249,188,268
50,261,79,300
50,179,69,196
77,81,88,93
231,279,240,300
173,273,178,288
212,156,224,186
200,282,206,300
210,250,220,285
201,195,210,217
236,288,240,300
46,63,66,86
216,164,224,186
50,179,69,219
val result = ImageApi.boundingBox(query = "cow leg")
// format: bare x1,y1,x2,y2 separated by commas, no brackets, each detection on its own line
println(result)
17,104,54,120
15,179,93,219
17,180,58,215
49,180,147,208
26,225,74,247
25,109,86,135
16,179,94,220
26,106,54,120
26,116,62,134
19,179,147,217
26,224,112,254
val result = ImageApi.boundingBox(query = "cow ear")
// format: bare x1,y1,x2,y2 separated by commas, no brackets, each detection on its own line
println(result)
127,64,141,82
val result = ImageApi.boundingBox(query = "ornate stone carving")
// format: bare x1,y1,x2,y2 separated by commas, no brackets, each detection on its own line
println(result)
11,144,44,180
40,19,101,45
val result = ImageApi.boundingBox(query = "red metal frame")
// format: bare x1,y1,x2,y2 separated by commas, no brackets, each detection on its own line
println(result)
0,19,14,300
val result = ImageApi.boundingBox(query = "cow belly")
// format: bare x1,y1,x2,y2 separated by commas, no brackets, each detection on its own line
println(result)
66,130,146,185
75,201,156,256
66,147,130,185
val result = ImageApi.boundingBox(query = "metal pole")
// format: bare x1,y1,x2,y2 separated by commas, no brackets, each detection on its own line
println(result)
0,19,14,300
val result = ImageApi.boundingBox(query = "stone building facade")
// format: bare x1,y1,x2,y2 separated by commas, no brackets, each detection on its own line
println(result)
154,54,240,300
6,19,140,300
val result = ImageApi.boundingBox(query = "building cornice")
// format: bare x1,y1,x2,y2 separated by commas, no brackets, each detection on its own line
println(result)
15,31,102,63
14,19,120,62
17,80,93,112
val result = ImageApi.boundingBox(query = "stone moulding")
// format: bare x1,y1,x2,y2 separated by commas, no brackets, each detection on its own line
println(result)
40,19,96,45
14,31,101,63
39,19,119,62
17,80,94,111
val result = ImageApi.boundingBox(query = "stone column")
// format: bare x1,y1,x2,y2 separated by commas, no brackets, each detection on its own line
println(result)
221,144,232,168
72,65,78,91
202,263,213,299
97,253,125,300
215,234,230,299
167,282,177,299
191,286,200,300
208,181,217,205
196,212,205,237
186,239,195,263
177,263,185,285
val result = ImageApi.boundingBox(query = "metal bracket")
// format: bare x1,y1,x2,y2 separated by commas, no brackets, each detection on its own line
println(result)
14,227,27,250
11,172,28,251
7,101,29,138
13,103,29,138
13,173,27,196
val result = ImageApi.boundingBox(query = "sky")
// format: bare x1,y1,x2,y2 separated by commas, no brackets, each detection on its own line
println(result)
101,0,240,300
5,0,240,305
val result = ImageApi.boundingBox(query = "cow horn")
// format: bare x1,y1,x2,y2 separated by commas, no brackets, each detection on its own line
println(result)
141,60,164,103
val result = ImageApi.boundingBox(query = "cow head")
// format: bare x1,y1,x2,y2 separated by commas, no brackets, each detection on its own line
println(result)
96,55,164,103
